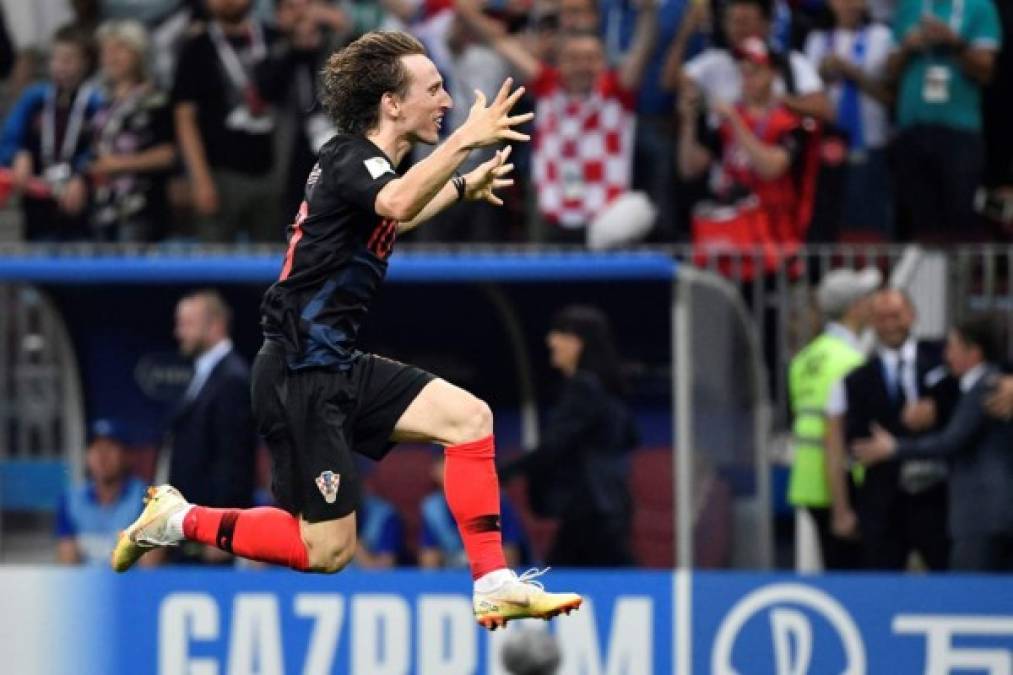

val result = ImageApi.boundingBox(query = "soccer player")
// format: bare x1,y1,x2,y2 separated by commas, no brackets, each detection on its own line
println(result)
111,31,582,630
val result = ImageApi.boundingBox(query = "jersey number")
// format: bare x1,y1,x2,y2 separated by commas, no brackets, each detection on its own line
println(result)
367,218,397,260
279,201,309,281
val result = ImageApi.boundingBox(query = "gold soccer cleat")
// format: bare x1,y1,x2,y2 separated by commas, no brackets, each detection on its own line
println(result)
110,485,189,572
473,568,583,631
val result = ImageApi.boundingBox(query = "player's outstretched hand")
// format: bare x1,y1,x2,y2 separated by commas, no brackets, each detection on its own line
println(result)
464,146,514,206
459,78,533,149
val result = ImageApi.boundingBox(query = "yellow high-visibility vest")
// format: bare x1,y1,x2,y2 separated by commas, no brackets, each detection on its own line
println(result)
787,330,864,507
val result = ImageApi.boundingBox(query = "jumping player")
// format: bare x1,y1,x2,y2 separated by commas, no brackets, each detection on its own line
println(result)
111,31,581,629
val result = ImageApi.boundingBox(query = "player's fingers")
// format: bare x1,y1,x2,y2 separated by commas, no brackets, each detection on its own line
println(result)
493,77,513,105
472,89,487,109
493,178,514,189
501,85,527,111
499,129,531,142
493,163,514,176
485,191,504,206
504,112,534,127
498,145,513,162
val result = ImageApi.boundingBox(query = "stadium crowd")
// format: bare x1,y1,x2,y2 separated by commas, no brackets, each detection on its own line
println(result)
0,0,1008,246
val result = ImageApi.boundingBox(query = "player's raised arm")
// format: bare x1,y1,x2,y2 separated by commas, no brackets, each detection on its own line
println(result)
374,78,532,223
398,146,516,233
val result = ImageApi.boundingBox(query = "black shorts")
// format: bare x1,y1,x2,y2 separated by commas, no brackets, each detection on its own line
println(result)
251,340,435,522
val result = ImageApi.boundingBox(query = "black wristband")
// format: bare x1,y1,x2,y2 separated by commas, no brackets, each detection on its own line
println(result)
453,174,467,202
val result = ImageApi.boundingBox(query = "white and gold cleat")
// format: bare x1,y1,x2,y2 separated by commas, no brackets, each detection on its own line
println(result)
473,568,583,631
110,485,189,572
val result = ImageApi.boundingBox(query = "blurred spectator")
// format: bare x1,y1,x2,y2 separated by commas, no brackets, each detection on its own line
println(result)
804,0,894,239
0,0,76,98
887,0,1001,242
600,0,687,241
172,0,282,242
162,290,258,565
411,11,513,241
0,24,102,241
459,0,658,245
88,20,175,242
55,419,147,566
678,38,811,278
854,315,1013,572
419,455,528,569
96,0,195,89
664,0,833,123
499,305,637,567
258,0,344,219
502,629,562,675
786,267,879,570
827,289,957,570
354,489,404,568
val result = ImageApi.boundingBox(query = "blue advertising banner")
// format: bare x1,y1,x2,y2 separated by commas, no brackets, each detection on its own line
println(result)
691,572,1013,675
2,568,1012,674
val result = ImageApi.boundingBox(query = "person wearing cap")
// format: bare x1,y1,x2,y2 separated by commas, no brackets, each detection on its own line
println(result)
55,419,148,565
827,289,958,570
678,36,812,280
88,19,176,242
786,266,880,570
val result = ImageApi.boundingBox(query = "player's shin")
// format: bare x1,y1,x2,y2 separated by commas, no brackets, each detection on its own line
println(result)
183,506,309,571
443,434,508,581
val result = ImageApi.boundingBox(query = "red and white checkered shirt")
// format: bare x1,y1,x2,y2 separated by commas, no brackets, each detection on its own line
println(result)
531,66,637,229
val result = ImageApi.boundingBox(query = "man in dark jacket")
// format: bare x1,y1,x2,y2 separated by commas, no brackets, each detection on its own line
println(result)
166,289,257,564
831,289,958,570
854,315,1013,571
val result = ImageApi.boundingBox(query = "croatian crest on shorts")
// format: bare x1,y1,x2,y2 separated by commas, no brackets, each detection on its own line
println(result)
315,470,340,504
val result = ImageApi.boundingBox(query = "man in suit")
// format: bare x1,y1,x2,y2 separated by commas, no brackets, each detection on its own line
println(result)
167,289,257,564
854,315,1013,572
827,289,958,570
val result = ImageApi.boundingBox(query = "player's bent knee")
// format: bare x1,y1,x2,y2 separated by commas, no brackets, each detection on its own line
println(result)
301,521,356,574
453,397,493,444
304,537,355,573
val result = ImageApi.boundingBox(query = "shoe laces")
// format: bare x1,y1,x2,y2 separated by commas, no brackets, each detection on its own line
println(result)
515,566,551,591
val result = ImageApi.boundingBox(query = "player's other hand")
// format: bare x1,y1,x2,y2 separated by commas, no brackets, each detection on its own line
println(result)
459,78,534,149
464,146,515,206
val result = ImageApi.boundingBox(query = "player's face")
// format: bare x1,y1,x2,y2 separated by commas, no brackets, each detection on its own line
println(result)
50,42,88,90
559,35,605,95
175,298,212,359
86,438,126,484
724,4,768,48
873,291,914,350
398,54,452,145
547,330,583,375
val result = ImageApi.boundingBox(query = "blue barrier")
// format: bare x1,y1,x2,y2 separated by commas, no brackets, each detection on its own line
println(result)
0,251,678,283
2,568,1011,674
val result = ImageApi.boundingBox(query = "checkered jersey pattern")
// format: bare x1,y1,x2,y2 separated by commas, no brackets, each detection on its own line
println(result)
531,67,637,229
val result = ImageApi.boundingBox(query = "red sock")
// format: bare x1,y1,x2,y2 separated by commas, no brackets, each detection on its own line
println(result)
183,506,309,571
444,434,507,579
